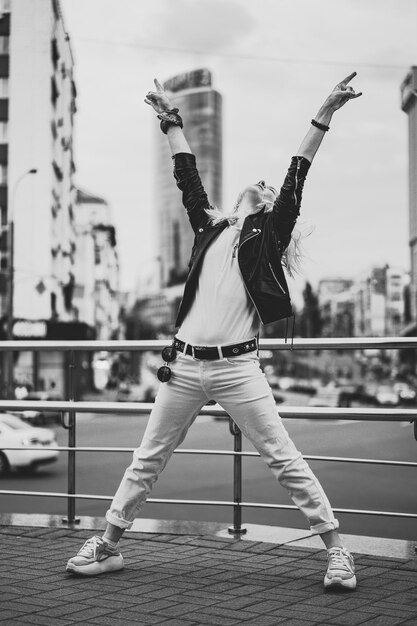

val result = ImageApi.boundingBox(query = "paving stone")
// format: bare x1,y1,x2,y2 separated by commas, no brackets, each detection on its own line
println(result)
192,605,261,622
86,618,143,626
2,525,417,626
111,609,175,624
359,617,414,626
278,618,314,626
361,605,417,620
6,614,73,625
241,617,287,626
329,612,382,625
157,602,204,618
181,614,238,625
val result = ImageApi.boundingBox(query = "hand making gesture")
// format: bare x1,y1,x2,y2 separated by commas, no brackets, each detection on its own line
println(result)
144,78,173,113
297,71,362,162
324,72,362,111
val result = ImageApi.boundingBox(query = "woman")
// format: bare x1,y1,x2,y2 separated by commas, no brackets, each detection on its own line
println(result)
67,73,361,590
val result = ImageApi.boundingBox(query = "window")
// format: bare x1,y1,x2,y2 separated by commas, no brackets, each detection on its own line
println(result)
0,36,8,54
51,76,59,105
0,121,7,141
0,77,7,97
0,163,6,184
51,38,59,67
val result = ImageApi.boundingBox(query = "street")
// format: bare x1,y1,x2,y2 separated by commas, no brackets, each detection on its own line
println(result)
1,403,416,541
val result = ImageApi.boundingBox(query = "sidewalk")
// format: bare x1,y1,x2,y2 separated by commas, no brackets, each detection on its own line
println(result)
1,524,417,626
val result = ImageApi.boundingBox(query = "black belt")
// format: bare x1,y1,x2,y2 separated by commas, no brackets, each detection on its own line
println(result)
173,337,258,360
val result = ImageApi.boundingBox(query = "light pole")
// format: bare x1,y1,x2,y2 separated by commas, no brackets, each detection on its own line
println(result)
5,168,38,398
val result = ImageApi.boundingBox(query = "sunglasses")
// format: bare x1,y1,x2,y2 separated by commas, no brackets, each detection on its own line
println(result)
157,345,177,383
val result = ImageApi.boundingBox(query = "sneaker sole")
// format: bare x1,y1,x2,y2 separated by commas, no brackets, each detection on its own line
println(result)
324,574,357,590
66,555,124,576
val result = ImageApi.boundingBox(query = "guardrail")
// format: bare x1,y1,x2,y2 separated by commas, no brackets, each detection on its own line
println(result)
0,338,416,535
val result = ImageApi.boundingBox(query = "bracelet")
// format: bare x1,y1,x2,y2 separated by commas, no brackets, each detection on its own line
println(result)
157,108,183,134
311,119,330,132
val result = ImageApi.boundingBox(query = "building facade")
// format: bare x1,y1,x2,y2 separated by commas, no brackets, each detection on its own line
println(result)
319,267,407,339
0,0,100,398
73,189,120,341
401,66,417,327
1,0,77,323
155,68,222,287
318,278,354,337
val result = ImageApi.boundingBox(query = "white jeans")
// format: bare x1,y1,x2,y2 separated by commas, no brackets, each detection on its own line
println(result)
106,350,339,534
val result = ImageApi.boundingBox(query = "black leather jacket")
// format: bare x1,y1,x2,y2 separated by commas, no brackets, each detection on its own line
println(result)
173,152,311,328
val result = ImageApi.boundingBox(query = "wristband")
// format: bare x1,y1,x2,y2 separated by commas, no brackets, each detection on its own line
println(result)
311,119,330,132
157,108,183,134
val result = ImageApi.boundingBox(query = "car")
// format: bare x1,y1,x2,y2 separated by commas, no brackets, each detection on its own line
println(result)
393,382,417,404
117,382,157,403
0,413,59,475
18,390,63,425
308,387,341,408
335,384,377,408
375,385,399,406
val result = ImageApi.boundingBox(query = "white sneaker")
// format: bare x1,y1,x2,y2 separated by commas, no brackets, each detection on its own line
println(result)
324,547,356,590
66,536,124,576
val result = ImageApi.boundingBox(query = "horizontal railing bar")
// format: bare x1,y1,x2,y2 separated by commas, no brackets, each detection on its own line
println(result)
1,490,416,519
1,400,417,420
2,445,417,468
0,490,234,506
0,337,416,351
242,502,417,518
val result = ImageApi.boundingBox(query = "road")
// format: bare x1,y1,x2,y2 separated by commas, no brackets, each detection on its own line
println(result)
1,393,416,541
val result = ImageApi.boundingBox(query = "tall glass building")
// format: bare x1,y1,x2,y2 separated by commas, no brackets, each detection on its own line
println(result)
155,69,222,287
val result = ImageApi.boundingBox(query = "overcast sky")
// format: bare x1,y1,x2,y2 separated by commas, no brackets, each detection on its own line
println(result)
61,0,417,301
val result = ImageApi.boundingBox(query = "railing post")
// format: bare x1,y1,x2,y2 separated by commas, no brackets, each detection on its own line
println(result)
63,349,79,525
228,416,247,535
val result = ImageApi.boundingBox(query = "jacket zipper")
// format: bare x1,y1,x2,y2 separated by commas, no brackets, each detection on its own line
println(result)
268,262,286,294
293,158,301,205
237,229,263,320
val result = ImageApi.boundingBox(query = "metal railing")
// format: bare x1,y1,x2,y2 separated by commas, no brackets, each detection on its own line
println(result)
0,337,417,535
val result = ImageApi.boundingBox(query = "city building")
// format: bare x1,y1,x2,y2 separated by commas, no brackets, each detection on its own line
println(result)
132,284,184,334
318,268,407,338
73,188,120,341
0,0,95,398
400,66,417,332
354,266,406,338
1,0,77,323
155,68,222,287
318,278,354,337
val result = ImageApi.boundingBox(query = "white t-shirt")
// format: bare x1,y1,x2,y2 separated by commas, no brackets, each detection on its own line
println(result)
177,224,260,345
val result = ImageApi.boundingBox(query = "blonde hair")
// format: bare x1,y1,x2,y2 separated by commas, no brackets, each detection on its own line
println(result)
204,197,305,277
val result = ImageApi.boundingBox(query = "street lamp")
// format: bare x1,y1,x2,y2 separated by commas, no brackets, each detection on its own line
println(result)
5,168,38,398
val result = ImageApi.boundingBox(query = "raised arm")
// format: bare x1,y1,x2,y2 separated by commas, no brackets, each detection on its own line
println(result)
297,72,362,162
145,78,211,232
272,73,362,247
145,78,192,155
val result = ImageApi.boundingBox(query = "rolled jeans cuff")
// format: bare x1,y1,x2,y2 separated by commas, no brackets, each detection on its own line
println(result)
310,518,339,535
105,510,134,530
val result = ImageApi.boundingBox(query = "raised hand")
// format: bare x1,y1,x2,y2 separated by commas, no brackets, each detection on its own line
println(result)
144,78,173,113
325,72,362,111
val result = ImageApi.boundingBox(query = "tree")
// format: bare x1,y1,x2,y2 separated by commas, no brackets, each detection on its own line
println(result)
300,281,322,338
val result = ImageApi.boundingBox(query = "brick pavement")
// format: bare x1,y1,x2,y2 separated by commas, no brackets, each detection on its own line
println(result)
1,526,417,626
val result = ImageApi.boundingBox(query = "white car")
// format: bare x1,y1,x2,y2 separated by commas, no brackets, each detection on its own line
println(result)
375,385,399,406
0,413,59,475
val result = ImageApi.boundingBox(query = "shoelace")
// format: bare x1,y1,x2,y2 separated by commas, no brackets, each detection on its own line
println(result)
328,548,353,572
78,536,102,558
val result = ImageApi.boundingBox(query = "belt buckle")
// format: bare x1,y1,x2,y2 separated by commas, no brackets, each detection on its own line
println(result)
193,345,207,359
